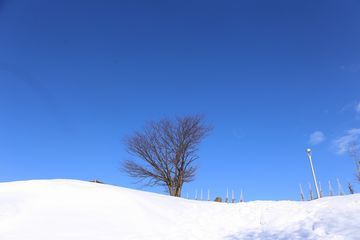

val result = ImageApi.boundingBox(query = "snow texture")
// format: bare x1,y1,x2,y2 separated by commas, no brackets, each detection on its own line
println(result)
0,179,359,240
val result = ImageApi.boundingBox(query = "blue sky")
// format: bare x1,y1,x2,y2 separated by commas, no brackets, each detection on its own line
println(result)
1,0,360,200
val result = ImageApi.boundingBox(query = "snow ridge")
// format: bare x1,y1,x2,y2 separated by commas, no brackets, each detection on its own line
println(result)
0,179,359,240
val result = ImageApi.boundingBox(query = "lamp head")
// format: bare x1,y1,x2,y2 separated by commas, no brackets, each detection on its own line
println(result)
306,148,312,155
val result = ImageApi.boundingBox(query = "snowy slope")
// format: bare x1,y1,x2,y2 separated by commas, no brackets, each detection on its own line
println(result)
0,180,359,240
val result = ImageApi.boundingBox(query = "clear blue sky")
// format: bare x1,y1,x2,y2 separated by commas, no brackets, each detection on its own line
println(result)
1,0,360,200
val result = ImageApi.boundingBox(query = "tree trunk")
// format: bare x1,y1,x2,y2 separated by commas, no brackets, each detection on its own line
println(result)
174,186,181,197
168,185,182,197
168,185,175,196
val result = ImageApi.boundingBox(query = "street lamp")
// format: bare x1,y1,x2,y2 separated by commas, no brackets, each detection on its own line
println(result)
306,149,320,199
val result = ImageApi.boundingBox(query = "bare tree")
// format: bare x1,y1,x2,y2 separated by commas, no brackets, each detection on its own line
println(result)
328,180,334,196
337,178,344,196
239,189,244,202
348,142,360,182
299,184,305,201
122,115,211,197
308,182,314,200
318,181,323,198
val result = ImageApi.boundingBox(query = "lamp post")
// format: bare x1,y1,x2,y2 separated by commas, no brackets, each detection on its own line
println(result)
306,149,320,199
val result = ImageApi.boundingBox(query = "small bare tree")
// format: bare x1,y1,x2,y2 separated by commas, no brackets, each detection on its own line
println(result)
318,181,323,198
122,115,211,197
308,182,314,200
328,180,334,196
337,178,344,196
299,184,305,201
348,142,360,182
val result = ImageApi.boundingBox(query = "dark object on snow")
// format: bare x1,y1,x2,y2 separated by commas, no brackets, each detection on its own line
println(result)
214,197,222,202
348,182,355,194
90,179,104,184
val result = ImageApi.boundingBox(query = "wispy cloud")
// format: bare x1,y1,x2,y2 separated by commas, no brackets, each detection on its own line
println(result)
340,101,360,116
355,102,360,113
333,128,360,154
309,131,325,145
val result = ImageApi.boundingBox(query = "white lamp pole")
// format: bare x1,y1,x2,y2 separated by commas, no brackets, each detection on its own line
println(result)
306,149,320,199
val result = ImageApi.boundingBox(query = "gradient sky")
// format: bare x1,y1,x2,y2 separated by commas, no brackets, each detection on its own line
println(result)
1,0,360,200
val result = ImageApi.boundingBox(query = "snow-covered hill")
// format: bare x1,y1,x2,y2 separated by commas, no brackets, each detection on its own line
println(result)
0,180,359,240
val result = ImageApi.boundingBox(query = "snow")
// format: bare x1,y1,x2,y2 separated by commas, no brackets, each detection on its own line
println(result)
0,180,359,240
